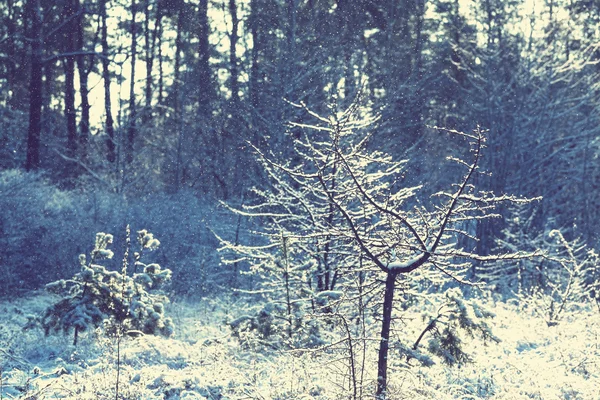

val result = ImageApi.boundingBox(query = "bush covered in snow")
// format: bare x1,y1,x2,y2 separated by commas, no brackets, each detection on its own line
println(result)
41,228,174,345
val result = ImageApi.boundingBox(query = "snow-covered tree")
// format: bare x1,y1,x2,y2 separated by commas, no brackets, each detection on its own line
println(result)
42,227,174,345
220,94,540,398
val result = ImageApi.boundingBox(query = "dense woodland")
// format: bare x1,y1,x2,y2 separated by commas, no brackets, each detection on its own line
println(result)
2,0,600,284
1,1,600,398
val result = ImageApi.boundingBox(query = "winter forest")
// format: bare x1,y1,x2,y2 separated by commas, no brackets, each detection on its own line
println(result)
1,0,600,398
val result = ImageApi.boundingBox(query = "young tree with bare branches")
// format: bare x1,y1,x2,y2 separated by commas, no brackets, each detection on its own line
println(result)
219,95,540,398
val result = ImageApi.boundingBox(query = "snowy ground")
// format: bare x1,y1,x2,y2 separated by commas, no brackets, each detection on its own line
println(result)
0,292,598,399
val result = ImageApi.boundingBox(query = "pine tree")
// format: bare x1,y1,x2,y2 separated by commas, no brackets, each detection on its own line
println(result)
42,228,174,345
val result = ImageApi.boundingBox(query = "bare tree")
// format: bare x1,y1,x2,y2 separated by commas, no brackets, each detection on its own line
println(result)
220,94,539,399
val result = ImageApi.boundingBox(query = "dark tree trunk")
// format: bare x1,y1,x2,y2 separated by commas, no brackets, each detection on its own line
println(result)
5,0,19,109
64,0,78,160
100,0,115,163
143,0,155,124
75,0,90,156
73,326,79,346
171,6,185,191
248,0,260,108
126,0,137,164
172,6,183,117
197,0,212,114
376,271,397,399
408,0,425,138
285,0,297,96
228,0,239,104
64,54,77,157
157,11,164,105
26,0,43,171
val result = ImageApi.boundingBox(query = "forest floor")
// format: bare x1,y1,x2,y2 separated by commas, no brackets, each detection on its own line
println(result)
0,291,599,399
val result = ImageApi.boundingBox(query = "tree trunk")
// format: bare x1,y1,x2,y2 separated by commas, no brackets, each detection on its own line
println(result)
73,326,79,346
172,6,183,117
285,0,297,96
64,0,78,160
376,271,397,399
64,54,77,156
126,0,137,164
170,6,185,191
5,0,19,109
75,0,90,157
249,0,260,108
26,0,43,171
157,11,164,105
143,0,155,124
197,0,212,114
100,0,116,163
228,0,239,104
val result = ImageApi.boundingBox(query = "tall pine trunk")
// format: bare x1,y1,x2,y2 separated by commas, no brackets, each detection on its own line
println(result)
172,7,183,117
157,13,164,105
228,0,239,104
248,0,260,109
197,0,212,114
100,0,115,163
126,0,137,164
26,0,43,171
75,0,90,156
63,0,78,160
5,0,19,109
285,0,296,96
143,0,155,124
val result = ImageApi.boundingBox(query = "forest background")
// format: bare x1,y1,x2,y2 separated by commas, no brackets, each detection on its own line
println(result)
1,0,599,296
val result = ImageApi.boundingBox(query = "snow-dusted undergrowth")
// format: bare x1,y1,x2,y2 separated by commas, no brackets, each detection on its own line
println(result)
0,292,598,399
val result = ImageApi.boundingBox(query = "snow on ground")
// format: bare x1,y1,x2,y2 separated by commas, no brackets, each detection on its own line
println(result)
0,292,598,399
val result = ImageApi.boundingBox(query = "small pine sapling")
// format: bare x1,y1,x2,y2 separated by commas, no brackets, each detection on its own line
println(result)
42,228,174,345
408,288,499,367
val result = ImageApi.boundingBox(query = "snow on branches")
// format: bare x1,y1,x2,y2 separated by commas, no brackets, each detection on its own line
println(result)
42,227,173,345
